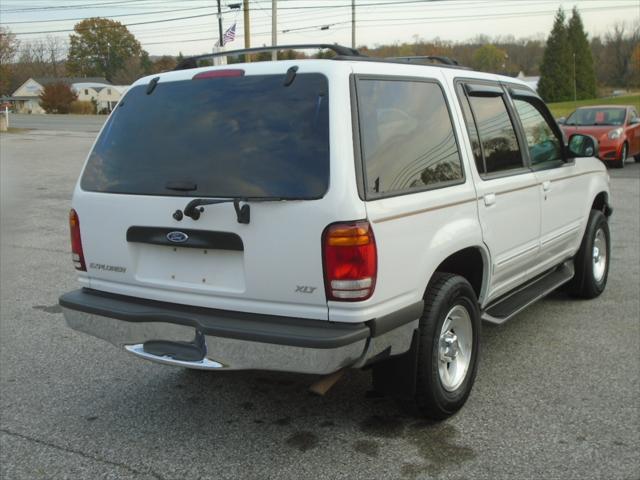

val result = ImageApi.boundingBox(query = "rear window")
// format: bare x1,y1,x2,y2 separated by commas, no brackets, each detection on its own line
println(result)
81,73,330,199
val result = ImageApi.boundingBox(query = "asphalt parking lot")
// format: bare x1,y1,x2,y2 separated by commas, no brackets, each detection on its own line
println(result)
1,127,638,480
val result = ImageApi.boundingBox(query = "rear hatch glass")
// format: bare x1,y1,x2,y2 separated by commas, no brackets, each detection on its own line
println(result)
81,72,329,199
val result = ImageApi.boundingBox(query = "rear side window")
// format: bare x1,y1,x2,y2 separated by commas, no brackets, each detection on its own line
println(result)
81,73,329,199
356,78,463,197
467,93,523,175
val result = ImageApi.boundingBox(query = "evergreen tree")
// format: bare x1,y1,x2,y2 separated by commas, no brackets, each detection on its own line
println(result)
567,7,597,99
538,8,573,102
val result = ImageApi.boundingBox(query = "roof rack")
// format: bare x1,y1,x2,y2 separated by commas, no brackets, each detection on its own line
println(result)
174,44,361,70
388,55,460,66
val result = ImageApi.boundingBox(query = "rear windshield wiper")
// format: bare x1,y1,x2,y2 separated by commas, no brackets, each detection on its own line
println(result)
174,196,302,224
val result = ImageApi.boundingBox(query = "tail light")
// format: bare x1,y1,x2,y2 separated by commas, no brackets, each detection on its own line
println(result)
69,209,86,271
322,221,377,301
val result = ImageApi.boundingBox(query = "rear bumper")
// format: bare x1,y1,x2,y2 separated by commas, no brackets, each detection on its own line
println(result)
60,289,421,375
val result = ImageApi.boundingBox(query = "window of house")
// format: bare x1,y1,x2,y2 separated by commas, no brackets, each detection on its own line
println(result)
356,79,463,197
107,89,111,95
84,89,89,95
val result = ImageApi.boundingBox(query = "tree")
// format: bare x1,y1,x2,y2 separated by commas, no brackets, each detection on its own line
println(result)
111,51,151,84
472,44,507,73
567,7,596,99
538,8,573,102
39,82,77,113
66,18,142,81
0,27,19,95
151,55,177,73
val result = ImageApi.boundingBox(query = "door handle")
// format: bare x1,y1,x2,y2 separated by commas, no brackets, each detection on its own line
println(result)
542,181,551,192
484,193,496,206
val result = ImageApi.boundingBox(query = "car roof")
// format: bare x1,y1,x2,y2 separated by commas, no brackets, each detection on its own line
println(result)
131,58,527,92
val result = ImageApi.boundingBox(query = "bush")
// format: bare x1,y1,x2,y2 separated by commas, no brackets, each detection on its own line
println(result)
69,100,96,114
39,82,78,113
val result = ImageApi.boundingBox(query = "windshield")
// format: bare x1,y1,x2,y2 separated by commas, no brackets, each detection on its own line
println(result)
81,73,330,199
565,107,626,126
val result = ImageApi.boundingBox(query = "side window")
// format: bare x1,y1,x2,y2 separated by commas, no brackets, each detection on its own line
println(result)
457,85,484,174
357,79,463,197
512,98,562,165
466,91,523,174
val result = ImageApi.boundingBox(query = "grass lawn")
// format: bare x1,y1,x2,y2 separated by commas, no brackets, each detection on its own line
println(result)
547,94,640,118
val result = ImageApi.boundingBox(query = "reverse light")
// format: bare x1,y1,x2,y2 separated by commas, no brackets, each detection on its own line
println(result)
192,69,245,80
322,221,377,301
608,128,623,140
69,209,86,271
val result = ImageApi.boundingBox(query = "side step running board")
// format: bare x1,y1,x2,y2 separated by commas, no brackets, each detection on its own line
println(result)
482,261,575,325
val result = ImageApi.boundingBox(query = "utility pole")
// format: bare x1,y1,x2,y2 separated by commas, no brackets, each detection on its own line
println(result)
271,0,277,61
217,0,224,49
243,0,250,50
351,0,355,49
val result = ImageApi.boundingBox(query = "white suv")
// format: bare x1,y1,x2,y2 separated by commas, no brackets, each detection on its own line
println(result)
60,45,612,419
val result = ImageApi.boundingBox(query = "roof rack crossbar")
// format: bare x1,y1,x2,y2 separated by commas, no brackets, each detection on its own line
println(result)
388,55,460,66
174,44,362,70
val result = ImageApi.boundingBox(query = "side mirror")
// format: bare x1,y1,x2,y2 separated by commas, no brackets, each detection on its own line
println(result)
629,117,640,125
567,133,598,158
556,117,566,125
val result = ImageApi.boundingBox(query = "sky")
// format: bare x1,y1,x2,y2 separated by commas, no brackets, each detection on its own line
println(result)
1,0,639,56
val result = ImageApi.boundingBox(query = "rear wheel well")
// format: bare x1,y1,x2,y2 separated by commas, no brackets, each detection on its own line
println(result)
433,248,484,300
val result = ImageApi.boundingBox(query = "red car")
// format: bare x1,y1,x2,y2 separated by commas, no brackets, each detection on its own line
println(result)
559,105,640,168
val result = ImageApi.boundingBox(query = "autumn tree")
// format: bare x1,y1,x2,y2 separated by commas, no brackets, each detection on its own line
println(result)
567,7,596,99
67,18,143,81
538,8,573,102
151,55,177,73
472,44,508,73
39,82,77,113
0,27,19,95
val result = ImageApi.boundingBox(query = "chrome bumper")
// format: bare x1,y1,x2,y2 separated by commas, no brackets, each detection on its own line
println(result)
60,289,421,375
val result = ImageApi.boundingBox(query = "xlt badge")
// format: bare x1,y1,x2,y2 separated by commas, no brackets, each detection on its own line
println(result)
295,286,317,294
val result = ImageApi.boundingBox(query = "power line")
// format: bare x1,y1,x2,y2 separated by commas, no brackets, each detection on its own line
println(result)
0,0,159,13
1,5,216,24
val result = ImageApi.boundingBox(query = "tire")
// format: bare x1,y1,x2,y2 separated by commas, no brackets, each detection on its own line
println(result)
568,209,610,299
408,273,481,420
614,143,627,169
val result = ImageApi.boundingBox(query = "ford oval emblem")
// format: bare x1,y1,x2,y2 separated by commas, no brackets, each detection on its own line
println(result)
166,231,189,243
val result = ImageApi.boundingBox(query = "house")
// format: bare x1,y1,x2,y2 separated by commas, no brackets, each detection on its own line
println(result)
96,85,129,113
516,71,540,92
10,77,113,114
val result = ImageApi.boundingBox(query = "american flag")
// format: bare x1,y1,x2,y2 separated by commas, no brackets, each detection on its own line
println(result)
223,23,236,46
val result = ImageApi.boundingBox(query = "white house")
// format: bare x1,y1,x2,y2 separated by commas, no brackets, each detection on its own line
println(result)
96,85,129,113
10,77,113,114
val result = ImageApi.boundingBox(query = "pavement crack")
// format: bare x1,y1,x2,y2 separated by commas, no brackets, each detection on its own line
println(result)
0,428,167,480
